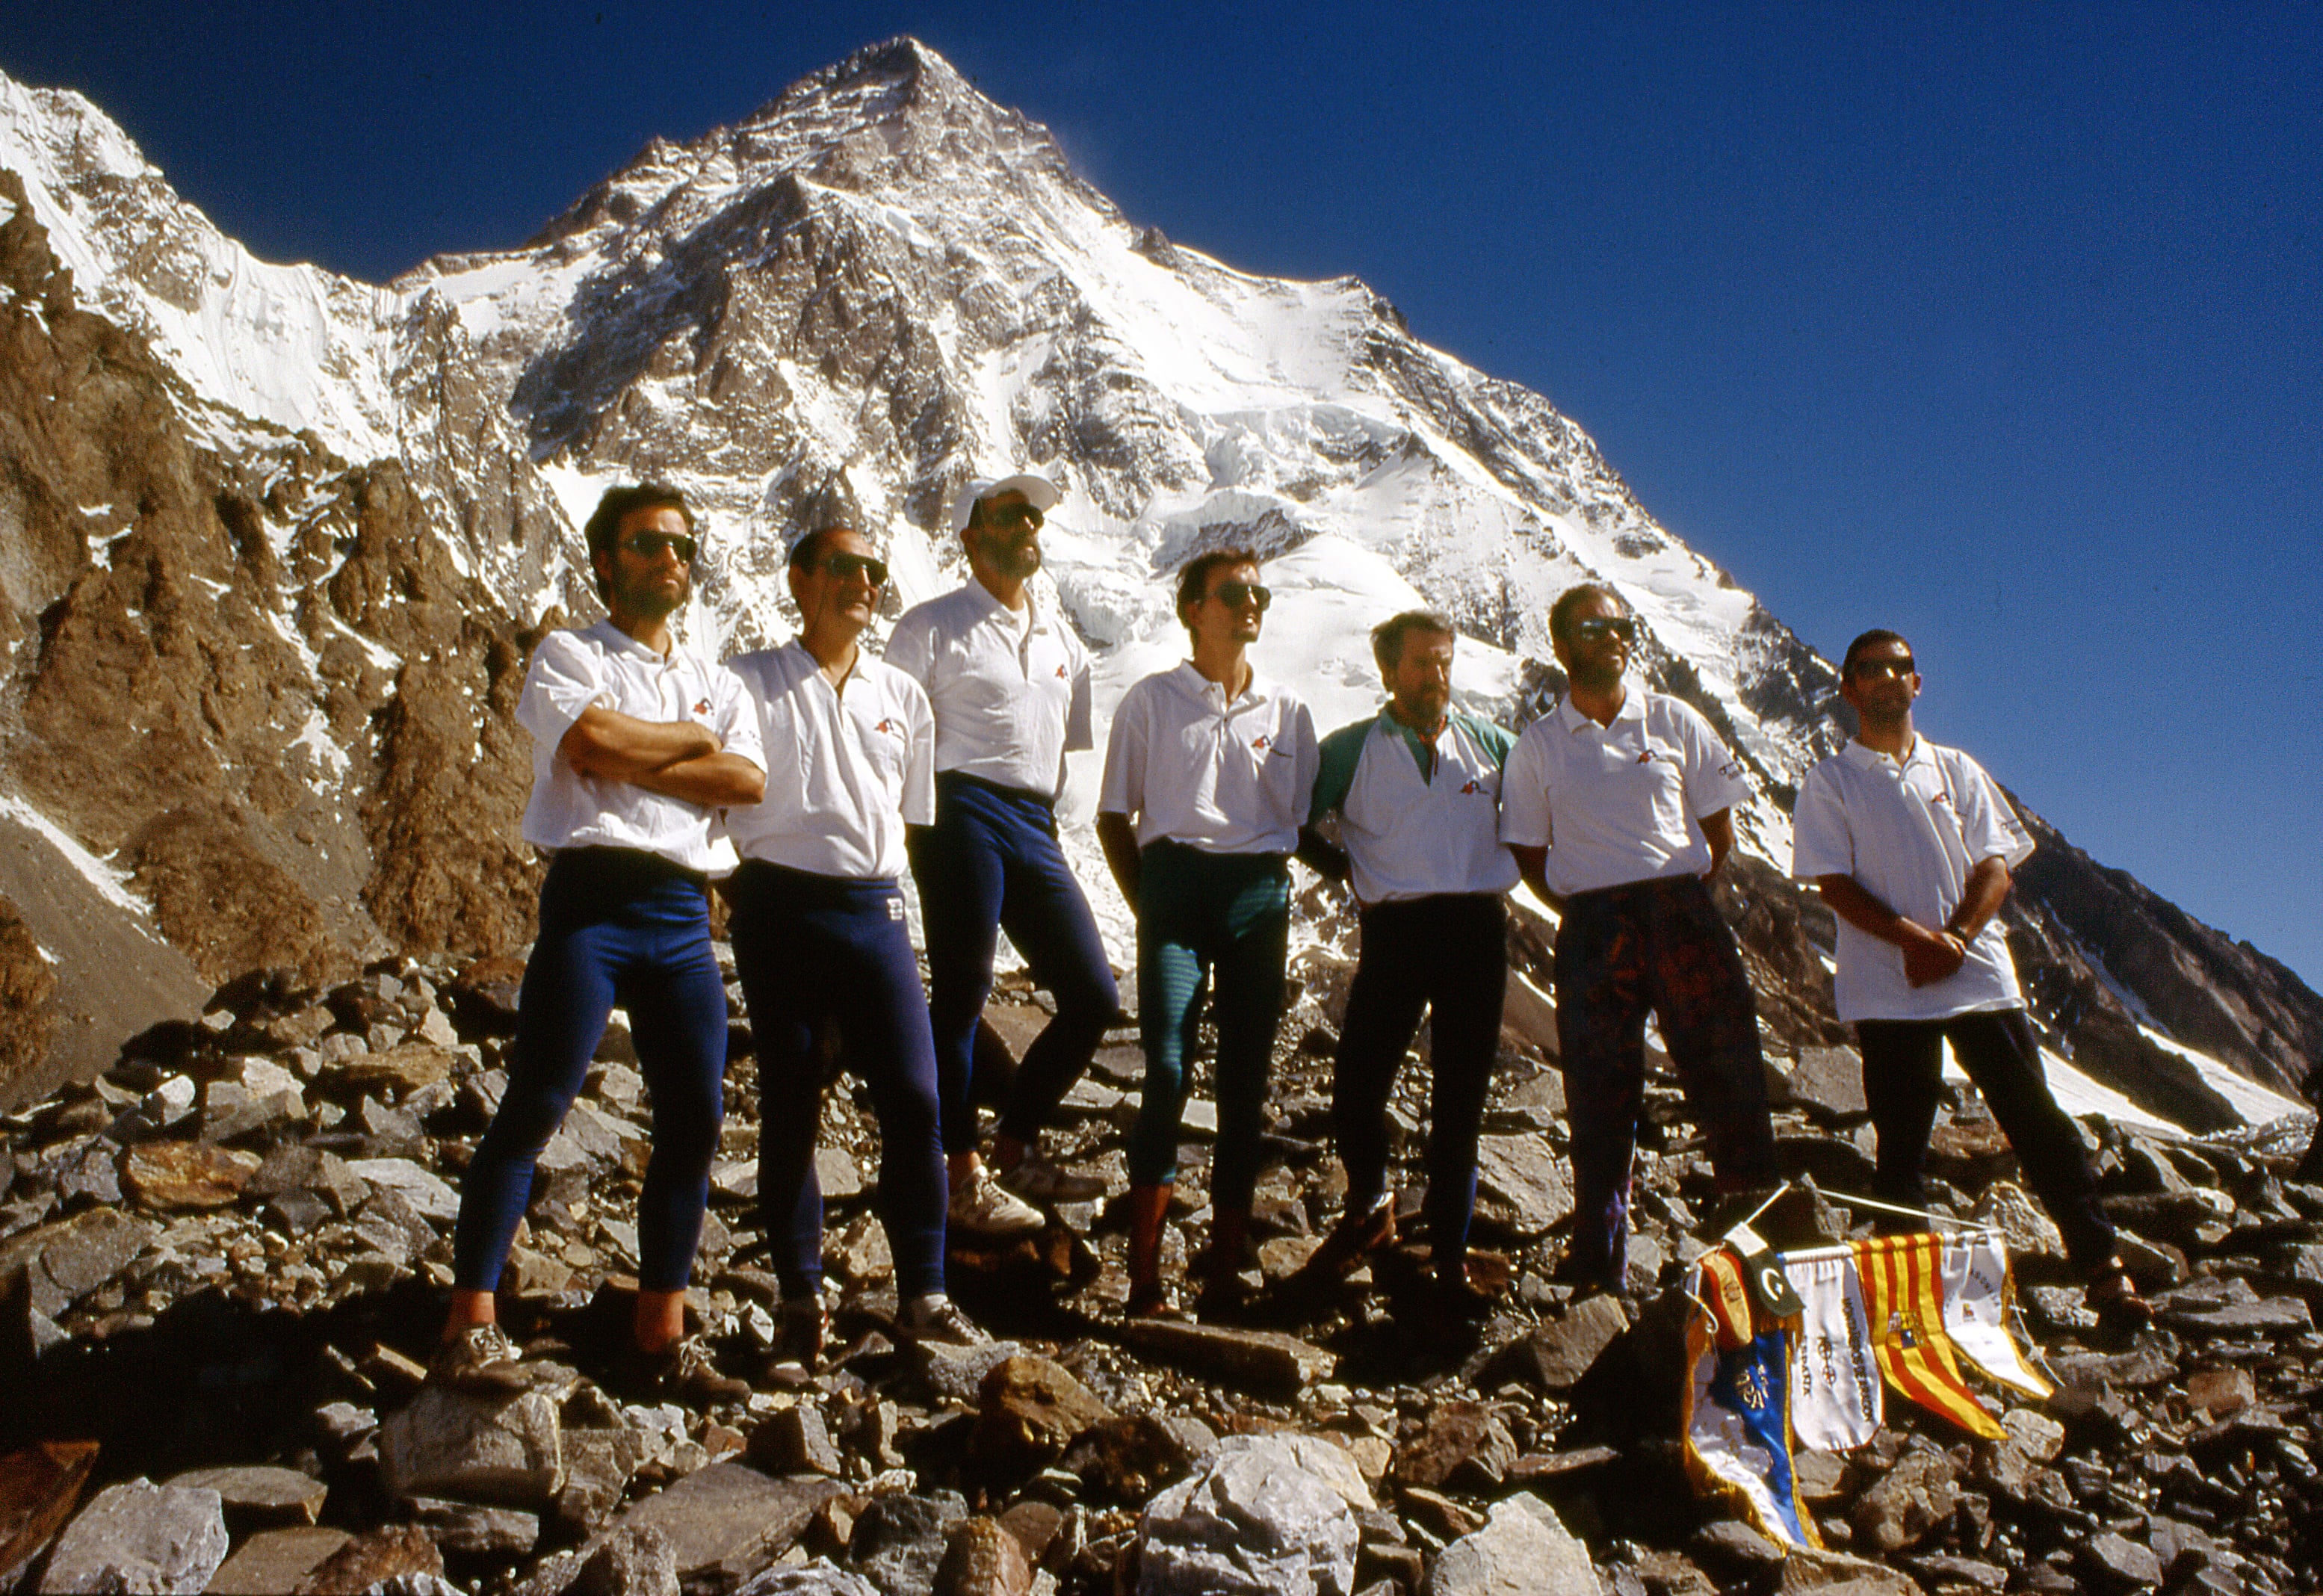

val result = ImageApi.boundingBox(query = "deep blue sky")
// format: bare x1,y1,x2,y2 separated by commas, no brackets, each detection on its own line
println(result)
5,4,2318,992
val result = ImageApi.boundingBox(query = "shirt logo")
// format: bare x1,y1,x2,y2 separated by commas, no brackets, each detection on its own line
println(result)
873,717,904,738
1252,734,1270,752
693,698,711,715
1055,664,1068,680
1459,779,1484,795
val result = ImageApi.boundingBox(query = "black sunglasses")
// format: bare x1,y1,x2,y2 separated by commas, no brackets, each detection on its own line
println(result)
619,531,698,563
1211,580,1272,612
820,553,889,587
1568,616,1636,644
1849,655,1915,680
984,502,1044,530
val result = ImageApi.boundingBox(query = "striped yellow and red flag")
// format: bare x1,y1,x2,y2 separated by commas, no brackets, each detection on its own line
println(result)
1853,1233,2003,1439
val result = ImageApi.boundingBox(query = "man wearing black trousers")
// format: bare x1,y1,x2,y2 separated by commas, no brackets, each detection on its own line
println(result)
1299,611,1518,1312
1793,628,2147,1320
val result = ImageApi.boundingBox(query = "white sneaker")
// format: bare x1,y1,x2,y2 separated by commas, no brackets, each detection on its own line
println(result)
947,1166,1045,1237
901,1292,992,1347
997,1152,1107,1204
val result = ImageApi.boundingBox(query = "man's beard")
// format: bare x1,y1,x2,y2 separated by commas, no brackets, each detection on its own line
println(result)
990,535,1041,579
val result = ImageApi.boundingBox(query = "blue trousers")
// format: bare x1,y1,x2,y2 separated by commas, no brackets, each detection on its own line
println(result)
727,859,948,1302
911,773,1119,1155
1334,894,1508,1264
1555,874,1777,1287
453,848,729,1294
1130,842,1289,1211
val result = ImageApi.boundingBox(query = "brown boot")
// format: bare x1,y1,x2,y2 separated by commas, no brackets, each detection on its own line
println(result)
1125,1184,1174,1318
1195,1205,1252,1322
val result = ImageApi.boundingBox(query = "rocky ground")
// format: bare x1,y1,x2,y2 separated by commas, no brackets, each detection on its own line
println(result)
1,949,2319,1596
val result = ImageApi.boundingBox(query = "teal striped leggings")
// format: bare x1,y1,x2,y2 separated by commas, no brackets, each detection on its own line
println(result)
1129,842,1290,1210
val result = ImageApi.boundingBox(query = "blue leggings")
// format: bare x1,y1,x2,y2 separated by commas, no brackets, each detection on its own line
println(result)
911,773,1120,1154
453,848,729,1294
727,860,948,1302
1129,843,1289,1210
1334,894,1508,1264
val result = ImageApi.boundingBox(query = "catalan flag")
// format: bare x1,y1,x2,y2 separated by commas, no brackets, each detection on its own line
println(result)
1853,1232,2003,1439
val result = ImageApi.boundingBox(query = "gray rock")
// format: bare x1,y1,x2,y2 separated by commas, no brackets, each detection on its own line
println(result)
1423,1493,1597,1595
734,1562,881,1596
815,1147,864,1201
0,1208,158,1319
750,1403,845,1476
917,1339,1026,1405
161,1464,326,1529
202,1527,351,1596
611,1462,840,1593
344,1158,459,1223
1778,1546,1922,1595
1972,1182,2066,1263
1489,1293,1627,1392
1789,1048,1869,1123
555,1428,646,1533
377,1385,566,1507
848,1491,968,1596
407,1495,542,1555
1137,1434,1364,1595
37,1478,229,1595
1471,1135,1573,1234
2165,1295,2312,1334
565,1526,681,1596
1850,1447,1959,1555
2078,1530,2162,1589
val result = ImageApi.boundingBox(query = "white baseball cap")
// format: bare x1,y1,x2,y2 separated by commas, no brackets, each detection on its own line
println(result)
950,473,1063,533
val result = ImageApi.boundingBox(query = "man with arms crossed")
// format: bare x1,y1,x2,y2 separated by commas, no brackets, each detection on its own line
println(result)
441,483,765,1398
1792,629,2146,1317
1300,611,1518,1311
724,528,991,1362
1501,584,1778,1295
888,474,1119,1238
1098,549,1319,1317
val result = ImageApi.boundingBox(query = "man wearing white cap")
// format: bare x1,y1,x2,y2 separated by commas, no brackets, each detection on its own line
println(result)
888,473,1122,1237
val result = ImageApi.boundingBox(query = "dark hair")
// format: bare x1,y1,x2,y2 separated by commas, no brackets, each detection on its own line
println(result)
1175,546,1260,626
583,483,696,600
1840,628,1912,676
788,526,863,571
1371,610,1456,672
1549,582,1624,645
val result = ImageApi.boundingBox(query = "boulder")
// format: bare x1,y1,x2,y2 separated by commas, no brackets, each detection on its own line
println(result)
971,1354,1114,1478
1487,1293,1629,1392
929,1516,1033,1596
290,1524,444,1594
848,1490,969,1596
1136,1434,1366,1595
611,1462,840,1593
161,1465,326,1530
1471,1135,1574,1234
1849,1447,1959,1555
377,1385,565,1507
203,1527,351,1596
1788,1048,1869,1123
118,1140,261,1210
36,1479,228,1595
1423,1493,1597,1596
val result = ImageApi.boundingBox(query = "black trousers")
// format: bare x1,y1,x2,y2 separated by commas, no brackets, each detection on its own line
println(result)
1857,1006,2114,1272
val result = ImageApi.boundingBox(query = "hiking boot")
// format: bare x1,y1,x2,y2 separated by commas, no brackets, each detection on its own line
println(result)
622,1336,751,1405
947,1166,1045,1237
997,1152,1107,1205
1302,1196,1397,1281
427,1324,536,1395
900,1293,992,1347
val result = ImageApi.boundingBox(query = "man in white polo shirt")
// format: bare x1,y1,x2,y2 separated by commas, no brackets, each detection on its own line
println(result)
1097,547,1319,1318
443,483,765,1400
1793,628,2147,1317
1501,583,1778,1295
888,473,1119,1239
1299,610,1518,1310
723,527,992,1360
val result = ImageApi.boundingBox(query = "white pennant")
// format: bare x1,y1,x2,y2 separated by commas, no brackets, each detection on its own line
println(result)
1939,1234,2053,1399
1781,1252,1882,1450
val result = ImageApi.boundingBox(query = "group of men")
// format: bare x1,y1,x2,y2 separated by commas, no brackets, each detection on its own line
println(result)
434,472,2146,1396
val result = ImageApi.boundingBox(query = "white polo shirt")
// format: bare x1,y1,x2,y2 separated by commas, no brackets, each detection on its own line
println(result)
1100,663,1319,855
1499,689,1751,898
1310,711,1521,903
1792,737,2034,1022
516,621,764,874
885,581,1092,798
723,643,934,882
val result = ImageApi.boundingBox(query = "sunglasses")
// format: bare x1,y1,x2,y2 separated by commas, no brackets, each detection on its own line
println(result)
1568,616,1636,644
1849,656,1915,680
984,502,1044,530
619,531,698,563
820,553,889,587
1211,580,1272,612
